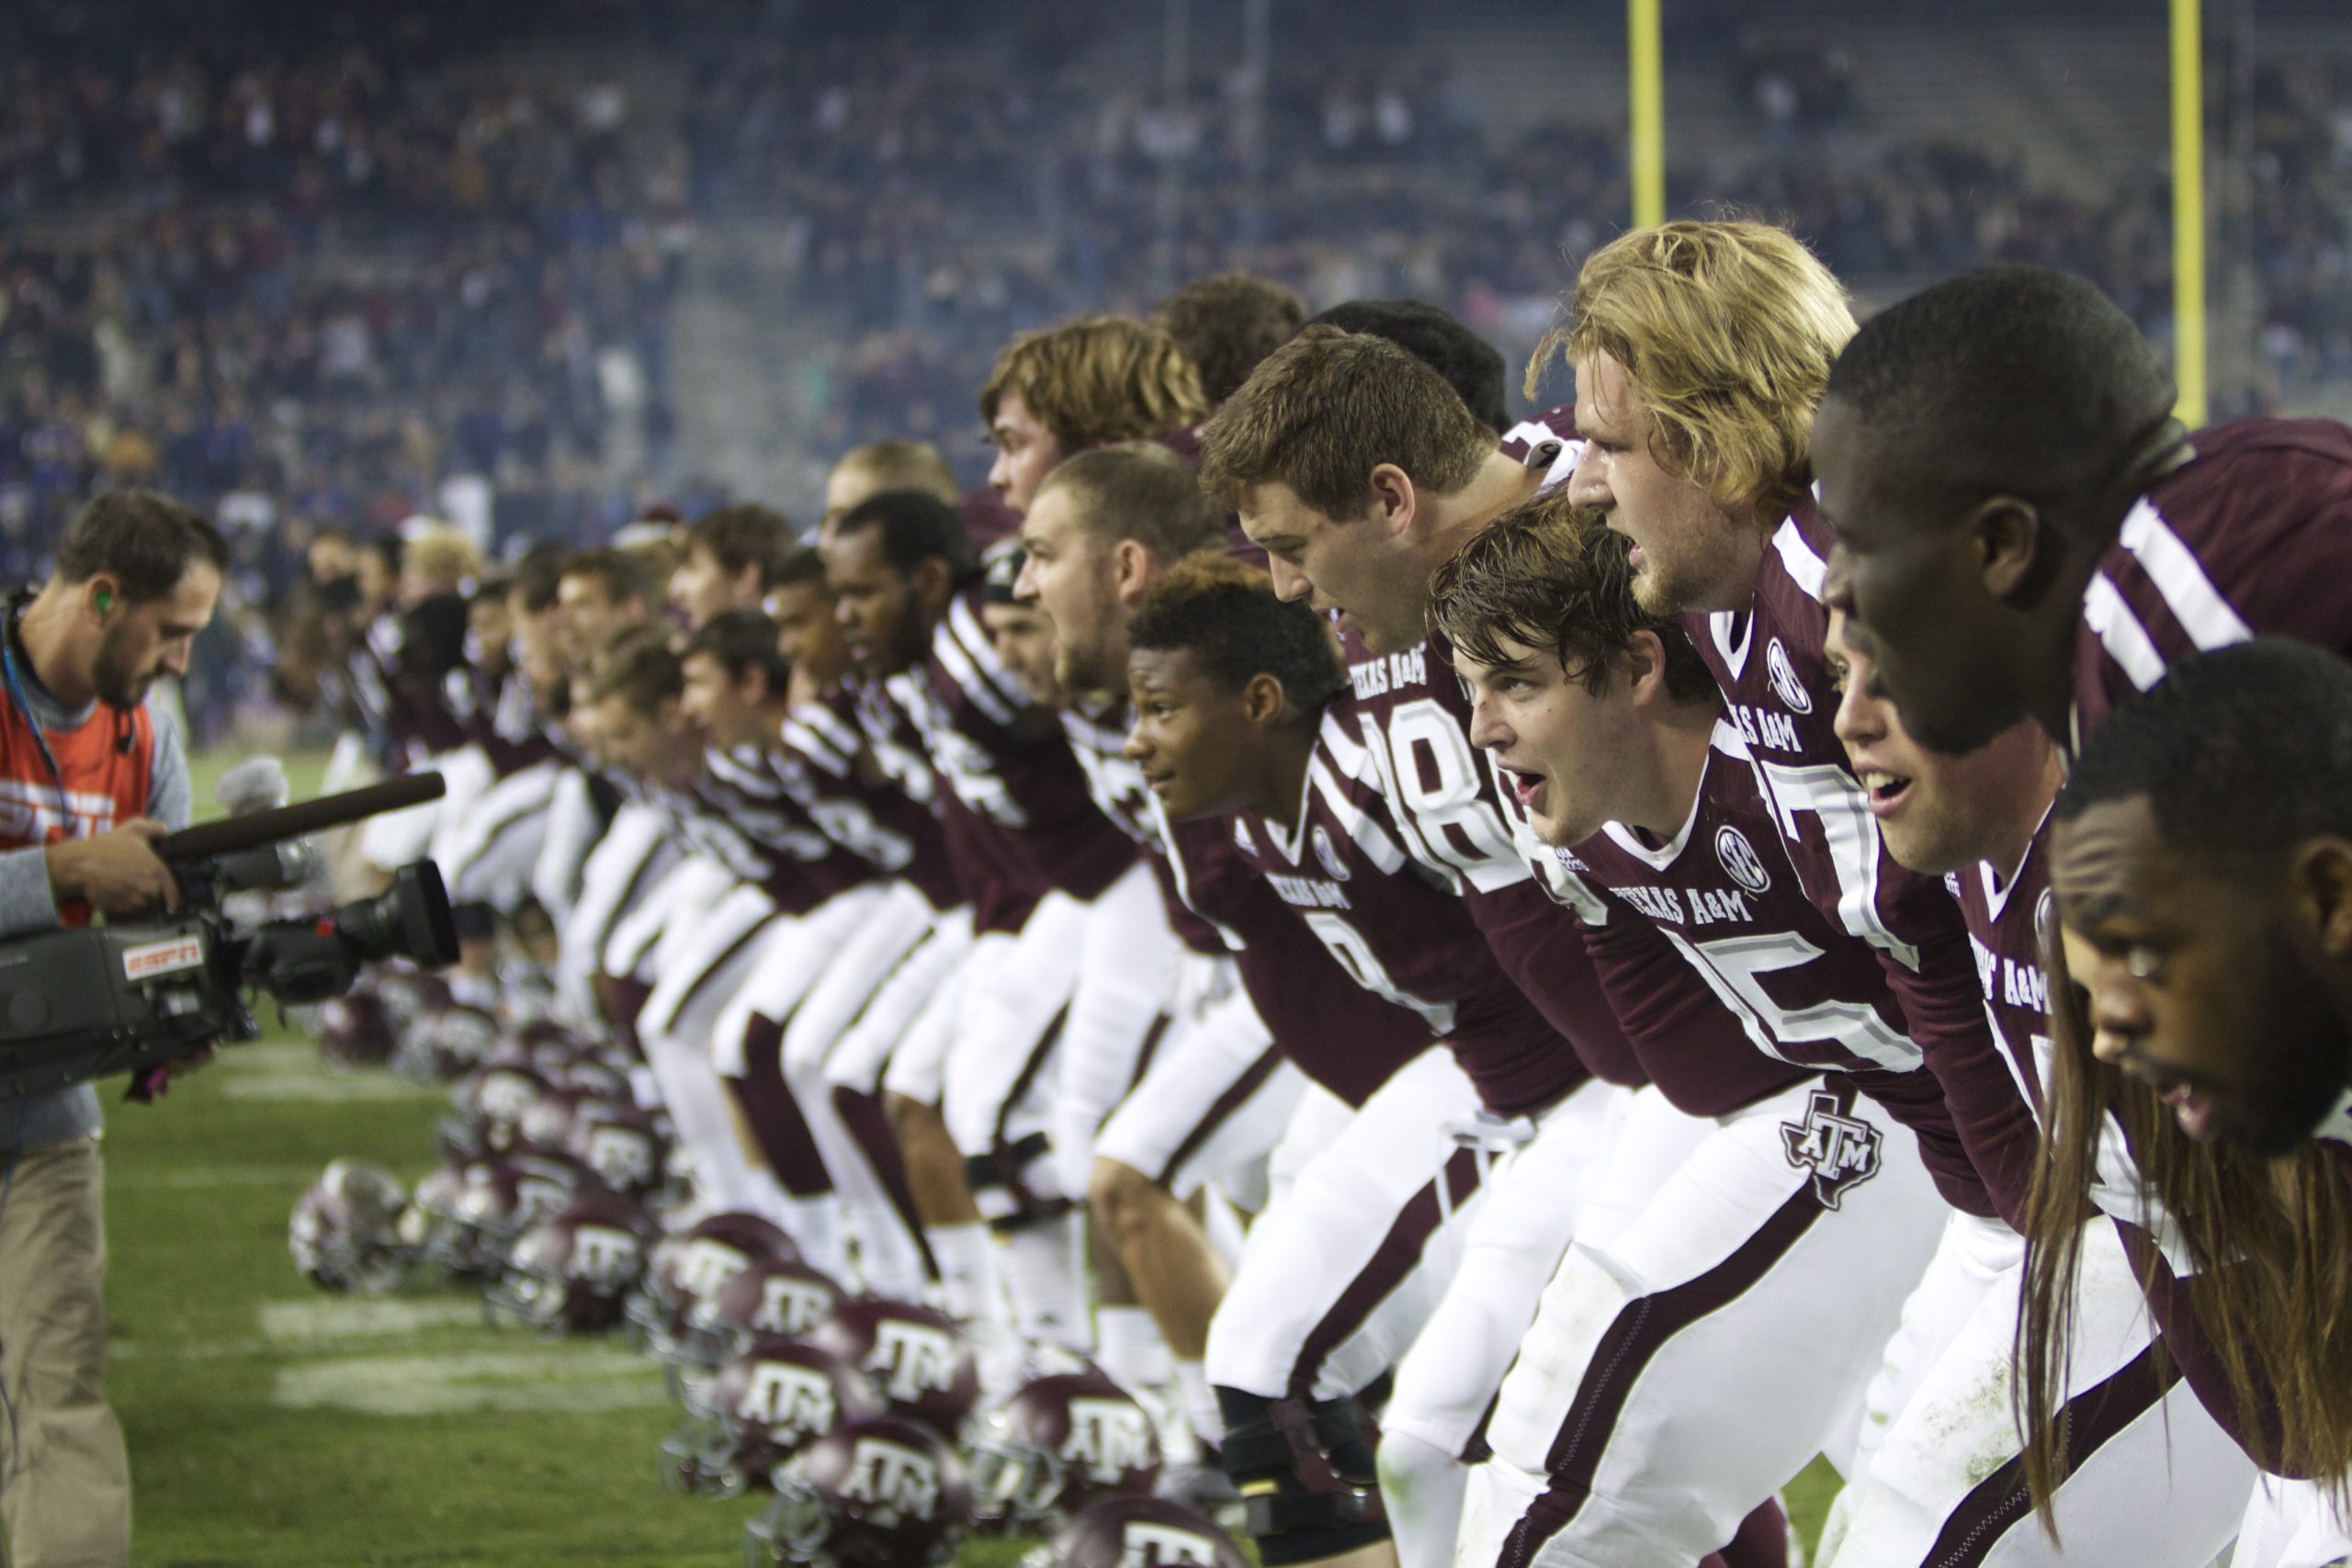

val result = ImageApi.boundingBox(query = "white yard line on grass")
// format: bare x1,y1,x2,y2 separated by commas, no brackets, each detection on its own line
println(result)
271,1348,669,1416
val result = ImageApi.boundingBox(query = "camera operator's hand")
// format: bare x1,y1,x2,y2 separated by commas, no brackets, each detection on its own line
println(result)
46,818,181,916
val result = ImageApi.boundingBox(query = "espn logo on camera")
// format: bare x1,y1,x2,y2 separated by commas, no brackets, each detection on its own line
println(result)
121,934,206,981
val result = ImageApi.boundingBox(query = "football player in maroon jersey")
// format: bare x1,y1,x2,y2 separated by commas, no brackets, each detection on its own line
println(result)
674,610,936,1291
1812,264,2352,758
572,631,784,1220
982,316,1208,515
831,489,1148,1354
1129,557,1621,1568
2037,637,2352,1556
670,503,797,631
2050,640,2352,1154
1018,441,1316,1465
1544,221,2034,1226
1826,607,2256,1562
1432,499,2018,1568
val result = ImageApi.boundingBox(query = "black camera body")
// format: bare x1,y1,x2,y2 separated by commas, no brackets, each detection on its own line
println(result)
0,775,458,1100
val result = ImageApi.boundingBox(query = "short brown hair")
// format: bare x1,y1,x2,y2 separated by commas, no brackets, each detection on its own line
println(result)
54,491,229,603
1128,555,1348,711
1151,273,1307,408
562,546,662,609
1198,326,1493,519
832,441,962,508
979,315,1209,453
1428,488,1716,705
582,625,682,714
1032,443,1223,564
1537,220,1855,522
686,502,797,585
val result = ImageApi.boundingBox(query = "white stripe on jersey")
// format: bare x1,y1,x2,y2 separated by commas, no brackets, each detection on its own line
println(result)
782,716,852,777
707,745,785,796
2081,574,2170,694
934,624,1015,728
1306,756,1408,875
2115,499,2254,652
1501,418,1585,496
1773,516,1829,602
1152,796,1245,951
1317,709,1381,786
786,703,862,772
942,596,1029,725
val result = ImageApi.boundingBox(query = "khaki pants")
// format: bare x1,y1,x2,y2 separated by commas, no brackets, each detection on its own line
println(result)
0,1136,129,1568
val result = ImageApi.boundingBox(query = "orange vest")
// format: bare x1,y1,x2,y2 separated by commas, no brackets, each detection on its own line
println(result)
0,677,154,926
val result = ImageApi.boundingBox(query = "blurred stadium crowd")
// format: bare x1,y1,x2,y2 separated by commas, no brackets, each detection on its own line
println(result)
4,0,2352,745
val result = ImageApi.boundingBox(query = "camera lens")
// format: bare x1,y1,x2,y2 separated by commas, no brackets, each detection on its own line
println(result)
334,862,459,969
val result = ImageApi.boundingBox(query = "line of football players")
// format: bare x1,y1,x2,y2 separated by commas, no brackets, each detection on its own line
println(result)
288,230,2352,1568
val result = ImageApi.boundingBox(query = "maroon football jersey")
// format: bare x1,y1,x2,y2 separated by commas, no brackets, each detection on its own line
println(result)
447,665,560,777
1330,631,1647,1089
2072,417,2352,739
782,686,963,912
679,742,875,916
1498,404,1579,477
1161,809,1430,1109
1558,728,1865,1119
1955,821,2055,1111
888,582,1137,908
1683,504,2027,1219
1230,708,1586,1117
1064,695,1225,955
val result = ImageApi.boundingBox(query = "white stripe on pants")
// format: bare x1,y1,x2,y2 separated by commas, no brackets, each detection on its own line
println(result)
1460,1078,1946,1568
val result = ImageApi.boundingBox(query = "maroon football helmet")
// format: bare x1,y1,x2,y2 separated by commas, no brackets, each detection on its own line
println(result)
967,1370,1162,1529
804,1299,978,1440
564,1101,668,1203
677,1255,845,1371
450,1053,548,1155
664,1336,880,1497
435,1147,603,1272
558,1052,635,1105
514,1020,588,1077
625,1211,797,1358
395,999,498,1081
516,1084,587,1152
743,1415,972,1568
317,990,397,1067
369,964,451,1032
401,1157,493,1275
1044,1495,1250,1568
483,1190,660,1334
288,1159,411,1293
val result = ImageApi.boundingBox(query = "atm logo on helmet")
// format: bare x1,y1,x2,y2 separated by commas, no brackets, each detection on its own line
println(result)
1059,1397,1154,1482
737,1361,836,1438
841,1437,941,1517
1121,1521,1222,1565
865,1320,960,1404
752,1275,832,1337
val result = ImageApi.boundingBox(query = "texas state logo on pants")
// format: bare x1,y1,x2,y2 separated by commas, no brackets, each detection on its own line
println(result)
1778,1089,1882,1210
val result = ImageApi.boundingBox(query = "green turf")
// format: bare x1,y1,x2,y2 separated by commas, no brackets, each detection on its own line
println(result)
96,750,1842,1564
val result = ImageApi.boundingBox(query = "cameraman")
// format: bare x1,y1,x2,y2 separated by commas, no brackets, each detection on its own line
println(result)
0,492,222,1568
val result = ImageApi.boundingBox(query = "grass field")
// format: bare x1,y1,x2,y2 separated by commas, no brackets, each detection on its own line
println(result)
85,750,1840,1565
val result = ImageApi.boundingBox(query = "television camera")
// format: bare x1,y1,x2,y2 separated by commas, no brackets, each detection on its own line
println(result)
0,772,458,1099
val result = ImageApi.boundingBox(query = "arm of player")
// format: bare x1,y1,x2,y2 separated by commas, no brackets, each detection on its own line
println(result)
1873,931,2042,1226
